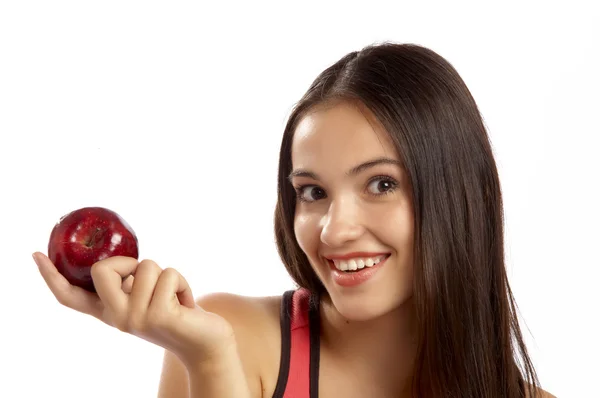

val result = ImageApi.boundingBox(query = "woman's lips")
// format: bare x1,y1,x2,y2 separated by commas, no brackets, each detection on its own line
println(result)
327,254,390,287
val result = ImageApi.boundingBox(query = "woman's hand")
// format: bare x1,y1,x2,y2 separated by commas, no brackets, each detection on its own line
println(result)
33,252,237,370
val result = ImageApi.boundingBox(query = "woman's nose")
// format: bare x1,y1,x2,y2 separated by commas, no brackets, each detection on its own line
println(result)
320,198,365,248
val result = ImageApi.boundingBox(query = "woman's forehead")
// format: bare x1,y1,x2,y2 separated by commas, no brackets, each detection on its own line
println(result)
291,102,398,167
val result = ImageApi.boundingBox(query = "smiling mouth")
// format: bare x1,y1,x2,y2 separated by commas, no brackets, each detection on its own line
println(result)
327,253,391,273
325,254,391,287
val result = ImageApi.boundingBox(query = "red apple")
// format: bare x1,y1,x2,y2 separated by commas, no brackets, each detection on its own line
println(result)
48,207,139,293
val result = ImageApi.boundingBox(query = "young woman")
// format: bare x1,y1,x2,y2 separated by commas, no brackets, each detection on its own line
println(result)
34,42,556,397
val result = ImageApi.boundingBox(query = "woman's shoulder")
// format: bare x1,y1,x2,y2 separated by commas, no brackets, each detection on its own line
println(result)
524,383,557,398
195,291,284,347
195,291,284,331
195,291,286,395
157,292,285,398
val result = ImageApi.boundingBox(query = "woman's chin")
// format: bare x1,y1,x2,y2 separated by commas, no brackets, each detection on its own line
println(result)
325,292,391,322
322,286,414,323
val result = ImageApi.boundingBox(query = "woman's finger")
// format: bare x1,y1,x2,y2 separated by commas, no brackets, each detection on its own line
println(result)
33,252,103,319
122,275,134,294
90,256,139,320
128,260,162,321
151,268,195,312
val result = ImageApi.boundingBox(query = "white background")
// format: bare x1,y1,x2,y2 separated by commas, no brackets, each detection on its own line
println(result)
1,1,598,397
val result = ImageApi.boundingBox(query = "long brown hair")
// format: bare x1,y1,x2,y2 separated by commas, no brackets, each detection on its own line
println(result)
273,42,542,397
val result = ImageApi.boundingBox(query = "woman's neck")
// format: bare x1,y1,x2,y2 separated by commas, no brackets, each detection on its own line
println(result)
318,294,418,394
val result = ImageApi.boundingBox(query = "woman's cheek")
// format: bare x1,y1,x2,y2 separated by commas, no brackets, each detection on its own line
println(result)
294,212,318,256
368,204,414,258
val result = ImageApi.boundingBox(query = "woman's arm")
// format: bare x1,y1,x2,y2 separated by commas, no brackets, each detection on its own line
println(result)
186,344,253,398
157,347,254,398
157,293,264,398
35,251,263,398
157,350,190,398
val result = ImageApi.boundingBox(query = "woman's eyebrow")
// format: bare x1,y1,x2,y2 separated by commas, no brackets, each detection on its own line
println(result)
288,157,403,182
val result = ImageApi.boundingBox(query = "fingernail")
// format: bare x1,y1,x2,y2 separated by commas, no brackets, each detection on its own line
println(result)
32,253,40,266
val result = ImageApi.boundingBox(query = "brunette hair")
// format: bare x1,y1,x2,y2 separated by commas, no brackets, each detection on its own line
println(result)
274,42,542,397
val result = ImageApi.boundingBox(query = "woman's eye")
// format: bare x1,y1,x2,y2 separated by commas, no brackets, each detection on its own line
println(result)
367,177,398,195
296,186,326,202
295,177,398,203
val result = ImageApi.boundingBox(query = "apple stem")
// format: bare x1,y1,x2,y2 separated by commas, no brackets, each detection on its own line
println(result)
87,228,103,247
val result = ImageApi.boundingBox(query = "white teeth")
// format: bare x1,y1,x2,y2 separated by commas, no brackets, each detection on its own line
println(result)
332,255,387,272
348,260,358,271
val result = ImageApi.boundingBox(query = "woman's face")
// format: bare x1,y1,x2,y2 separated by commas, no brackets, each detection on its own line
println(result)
290,101,415,321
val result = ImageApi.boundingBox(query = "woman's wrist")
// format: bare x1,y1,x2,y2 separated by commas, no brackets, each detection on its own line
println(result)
185,342,253,398
184,339,240,374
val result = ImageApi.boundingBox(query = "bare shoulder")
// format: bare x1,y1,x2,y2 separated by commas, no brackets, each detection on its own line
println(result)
157,291,283,398
195,292,284,396
195,291,282,326
525,384,557,398
195,291,283,359
539,389,557,398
